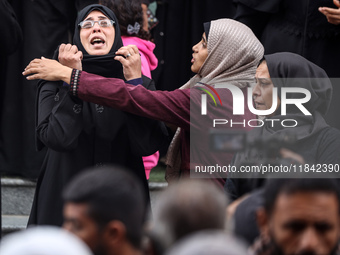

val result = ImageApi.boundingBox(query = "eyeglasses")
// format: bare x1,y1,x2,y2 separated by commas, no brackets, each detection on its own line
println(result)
78,19,115,29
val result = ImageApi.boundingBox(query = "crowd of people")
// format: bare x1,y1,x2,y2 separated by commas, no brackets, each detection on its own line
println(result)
1,167,340,255
2,0,340,254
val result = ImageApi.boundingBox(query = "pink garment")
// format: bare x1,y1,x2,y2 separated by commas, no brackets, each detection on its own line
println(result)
122,36,159,179
122,36,158,79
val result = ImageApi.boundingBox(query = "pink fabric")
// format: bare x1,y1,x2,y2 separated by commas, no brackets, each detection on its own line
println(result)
142,151,159,179
122,36,159,179
122,36,158,79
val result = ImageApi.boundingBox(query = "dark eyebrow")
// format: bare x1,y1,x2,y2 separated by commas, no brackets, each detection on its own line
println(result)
84,15,108,21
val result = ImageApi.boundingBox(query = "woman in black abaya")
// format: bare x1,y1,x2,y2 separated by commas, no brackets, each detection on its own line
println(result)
28,4,164,226
224,52,340,245
226,52,340,200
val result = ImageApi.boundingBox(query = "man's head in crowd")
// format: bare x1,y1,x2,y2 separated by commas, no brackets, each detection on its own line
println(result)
62,166,146,255
150,180,228,251
257,178,340,255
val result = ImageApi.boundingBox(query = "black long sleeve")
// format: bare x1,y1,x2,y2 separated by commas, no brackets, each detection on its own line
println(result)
0,0,22,55
36,82,84,151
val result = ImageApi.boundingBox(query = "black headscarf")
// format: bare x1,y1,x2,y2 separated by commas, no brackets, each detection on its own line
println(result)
231,52,332,169
73,4,124,79
265,52,332,116
235,0,281,13
261,52,332,140
229,53,333,196
36,4,125,151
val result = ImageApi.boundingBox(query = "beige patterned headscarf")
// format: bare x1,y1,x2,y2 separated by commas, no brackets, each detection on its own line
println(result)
165,19,264,183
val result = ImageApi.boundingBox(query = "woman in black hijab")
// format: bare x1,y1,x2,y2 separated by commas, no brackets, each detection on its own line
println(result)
223,52,340,245
28,4,164,226
226,52,340,200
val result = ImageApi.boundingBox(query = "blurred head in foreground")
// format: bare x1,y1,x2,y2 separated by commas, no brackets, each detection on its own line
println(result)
63,165,146,255
148,179,229,254
165,230,247,255
0,226,92,255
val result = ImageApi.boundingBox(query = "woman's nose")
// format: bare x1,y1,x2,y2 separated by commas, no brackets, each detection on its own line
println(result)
92,22,101,31
192,42,199,52
252,83,261,97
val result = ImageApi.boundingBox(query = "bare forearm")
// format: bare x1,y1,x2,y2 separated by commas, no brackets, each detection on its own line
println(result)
60,66,72,84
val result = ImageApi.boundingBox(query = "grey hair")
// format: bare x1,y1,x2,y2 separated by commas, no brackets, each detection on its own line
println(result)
165,230,248,255
151,180,229,250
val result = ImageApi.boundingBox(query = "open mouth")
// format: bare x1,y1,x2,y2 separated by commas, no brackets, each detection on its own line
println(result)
91,37,105,45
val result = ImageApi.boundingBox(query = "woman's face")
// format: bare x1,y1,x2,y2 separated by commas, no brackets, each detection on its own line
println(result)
80,10,115,55
191,33,208,73
253,61,280,117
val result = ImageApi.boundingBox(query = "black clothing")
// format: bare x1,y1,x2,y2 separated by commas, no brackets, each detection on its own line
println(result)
234,0,340,78
227,127,340,199
29,4,166,226
152,0,236,91
233,129,340,243
234,188,264,245
29,76,163,226
263,52,332,140
0,0,22,56
0,0,22,172
225,53,340,199
1,0,236,177
0,0,22,108
72,4,124,81
0,0,97,178
234,0,340,129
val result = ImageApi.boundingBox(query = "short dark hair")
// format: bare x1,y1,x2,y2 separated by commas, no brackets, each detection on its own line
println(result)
63,165,146,248
263,178,340,214
99,0,150,40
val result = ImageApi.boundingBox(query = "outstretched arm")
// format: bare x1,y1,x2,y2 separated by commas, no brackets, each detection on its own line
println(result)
23,44,143,82
70,70,191,130
23,57,73,83
23,56,191,130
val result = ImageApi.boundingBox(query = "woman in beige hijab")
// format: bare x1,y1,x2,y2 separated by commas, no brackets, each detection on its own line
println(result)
24,19,264,187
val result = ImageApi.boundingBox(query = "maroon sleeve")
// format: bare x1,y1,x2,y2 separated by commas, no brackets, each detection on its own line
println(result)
74,71,191,130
